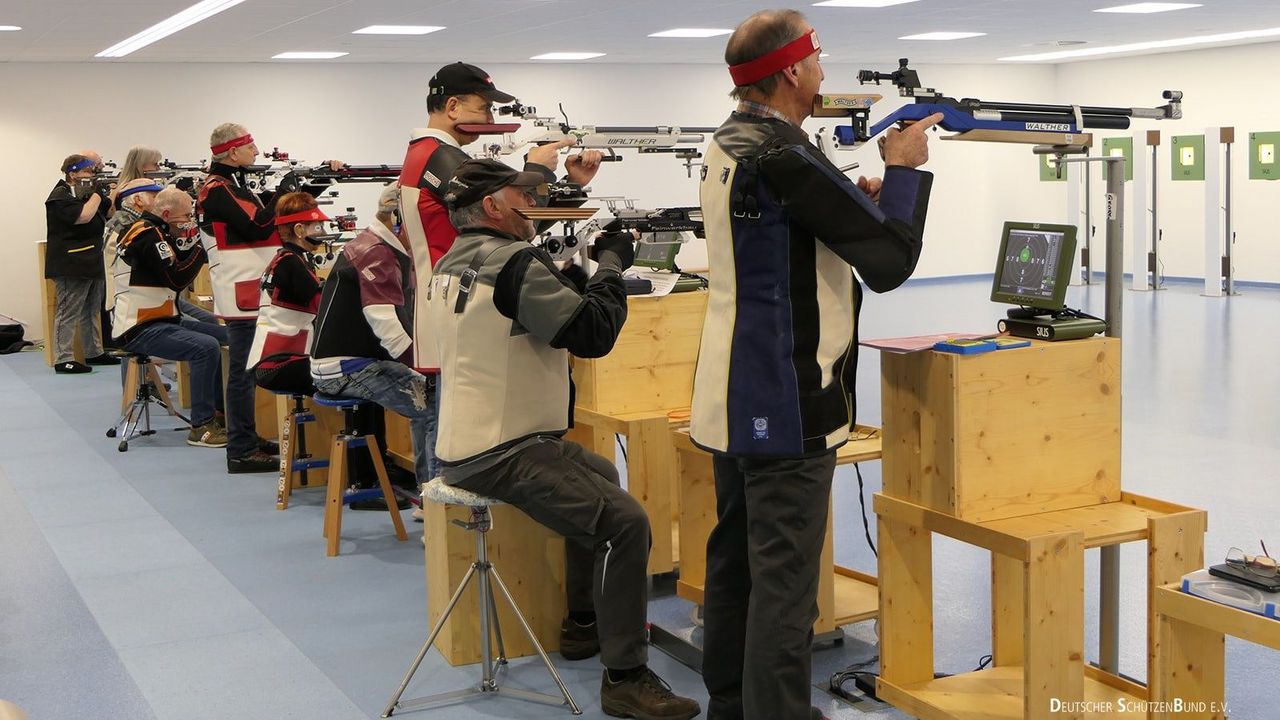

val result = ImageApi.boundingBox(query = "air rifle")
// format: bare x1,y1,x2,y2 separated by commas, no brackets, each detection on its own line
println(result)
820,58,1182,154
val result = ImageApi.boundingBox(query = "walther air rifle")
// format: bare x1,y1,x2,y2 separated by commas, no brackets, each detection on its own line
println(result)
144,159,209,196
474,102,715,177
532,201,704,262
819,58,1182,159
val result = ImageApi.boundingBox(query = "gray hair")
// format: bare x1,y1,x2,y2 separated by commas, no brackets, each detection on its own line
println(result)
119,145,162,184
447,198,493,231
725,9,809,100
209,123,248,162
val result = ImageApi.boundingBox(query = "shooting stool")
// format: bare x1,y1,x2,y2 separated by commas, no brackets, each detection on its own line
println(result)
274,391,329,510
106,352,190,452
381,478,580,718
313,393,407,557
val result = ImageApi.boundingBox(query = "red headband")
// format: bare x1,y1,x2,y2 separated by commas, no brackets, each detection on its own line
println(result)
728,29,821,87
275,208,330,226
211,133,254,155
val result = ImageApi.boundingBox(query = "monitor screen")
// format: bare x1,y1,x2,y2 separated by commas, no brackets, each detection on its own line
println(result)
631,237,680,271
990,221,1078,311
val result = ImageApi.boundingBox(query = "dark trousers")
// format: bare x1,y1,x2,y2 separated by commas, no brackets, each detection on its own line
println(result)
703,451,835,720
224,319,258,459
448,438,652,670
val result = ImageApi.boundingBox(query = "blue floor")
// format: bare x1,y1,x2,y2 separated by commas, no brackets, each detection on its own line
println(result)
1,277,1276,719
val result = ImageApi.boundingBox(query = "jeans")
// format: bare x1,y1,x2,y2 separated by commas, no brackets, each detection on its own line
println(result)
53,277,104,362
313,361,439,486
122,319,224,426
224,319,258,458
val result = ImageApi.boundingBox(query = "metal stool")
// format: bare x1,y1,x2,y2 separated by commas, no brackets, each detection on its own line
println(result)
382,477,581,717
273,392,329,510
105,352,190,452
312,393,408,556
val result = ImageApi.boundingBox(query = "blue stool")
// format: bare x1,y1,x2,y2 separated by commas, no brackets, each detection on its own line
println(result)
313,393,408,557
273,392,329,510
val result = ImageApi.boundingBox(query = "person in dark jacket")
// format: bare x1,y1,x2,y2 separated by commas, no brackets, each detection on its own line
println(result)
46,152,119,373
112,188,226,448
426,159,701,720
690,11,941,720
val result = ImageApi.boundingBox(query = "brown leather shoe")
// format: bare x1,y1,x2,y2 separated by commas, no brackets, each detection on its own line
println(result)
601,667,701,720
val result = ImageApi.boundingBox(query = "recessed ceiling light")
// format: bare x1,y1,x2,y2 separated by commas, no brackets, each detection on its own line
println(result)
352,25,445,35
0,25,21,32
813,0,921,7
999,26,1280,61
272,51,348,60
530,52,605,60
1094,3,1202,13
649,28,732,38
820,52,831,57
899,31,987,40
96,0,248,58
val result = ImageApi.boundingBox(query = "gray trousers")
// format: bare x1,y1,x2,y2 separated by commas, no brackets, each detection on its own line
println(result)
703,450,836,720
52,277,105,363
447,438,652,670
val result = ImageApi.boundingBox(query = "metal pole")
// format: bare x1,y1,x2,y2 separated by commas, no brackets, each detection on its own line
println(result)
1083,151,1093,284
1224,136,1234,295
1099,153,1124,674
1151,144,1160,288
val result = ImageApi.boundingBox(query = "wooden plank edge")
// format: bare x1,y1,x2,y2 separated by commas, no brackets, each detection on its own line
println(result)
874,492,1029,561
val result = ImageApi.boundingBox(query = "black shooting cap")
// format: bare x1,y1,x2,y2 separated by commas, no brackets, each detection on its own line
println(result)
429,62,515,103
445,159,546,210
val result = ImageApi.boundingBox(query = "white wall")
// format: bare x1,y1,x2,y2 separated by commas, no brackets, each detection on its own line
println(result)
1,60,1062,330
1054,41,1280,283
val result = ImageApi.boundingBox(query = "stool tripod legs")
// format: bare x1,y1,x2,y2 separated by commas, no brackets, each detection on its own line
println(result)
381,517,581,717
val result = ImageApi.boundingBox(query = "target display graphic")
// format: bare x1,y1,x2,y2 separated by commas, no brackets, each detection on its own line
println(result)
990,222,1077,311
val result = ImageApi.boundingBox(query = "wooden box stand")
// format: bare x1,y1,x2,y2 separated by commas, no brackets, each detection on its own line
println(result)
875,338,1208,720
672,426,881,635
424,501,567,665
569,291,707,575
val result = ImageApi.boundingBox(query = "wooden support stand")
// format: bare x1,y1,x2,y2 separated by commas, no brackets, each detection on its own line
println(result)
569,291,707,575
37,241,85,366
875,339,1207,720
671,426,882,634
1151,585,1280,720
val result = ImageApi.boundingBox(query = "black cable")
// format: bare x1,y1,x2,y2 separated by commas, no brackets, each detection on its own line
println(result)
976,654,993,671
616,434,628,463
855,464,877,557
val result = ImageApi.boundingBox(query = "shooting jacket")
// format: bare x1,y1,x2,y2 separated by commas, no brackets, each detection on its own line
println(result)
197,162,281,320
690,111,932,457
248,244,321,372
45,180,108,279
427,227,627,466
310,224,415,379
111,212,207,343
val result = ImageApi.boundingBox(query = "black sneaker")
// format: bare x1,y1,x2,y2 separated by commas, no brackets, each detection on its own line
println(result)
227,451,279,474
258,437,280,455
601,667,701,720
85,353,122,366
560,618,601,660
54,361,91,374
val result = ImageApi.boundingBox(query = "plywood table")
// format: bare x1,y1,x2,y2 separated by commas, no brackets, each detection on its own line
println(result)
1150,584,1280,719
875,338,1208,720
568,290,708,576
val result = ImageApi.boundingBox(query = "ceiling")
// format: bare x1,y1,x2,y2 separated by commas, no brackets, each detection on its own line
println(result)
1,0,1279,65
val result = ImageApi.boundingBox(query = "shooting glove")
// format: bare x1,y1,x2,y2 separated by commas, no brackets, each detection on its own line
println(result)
275,171,302,195
590,231,635,272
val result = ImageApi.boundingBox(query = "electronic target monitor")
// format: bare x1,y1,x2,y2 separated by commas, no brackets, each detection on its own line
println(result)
990,221,1078,311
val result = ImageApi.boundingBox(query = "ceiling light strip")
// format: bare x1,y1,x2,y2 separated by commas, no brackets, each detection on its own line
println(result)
96,0,249,58
1000,26,1280,62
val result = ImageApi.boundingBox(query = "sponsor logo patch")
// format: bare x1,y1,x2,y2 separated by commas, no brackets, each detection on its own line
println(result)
752,417,769,440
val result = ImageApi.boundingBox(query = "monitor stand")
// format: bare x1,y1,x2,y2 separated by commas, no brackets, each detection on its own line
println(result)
998,308,1106,341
